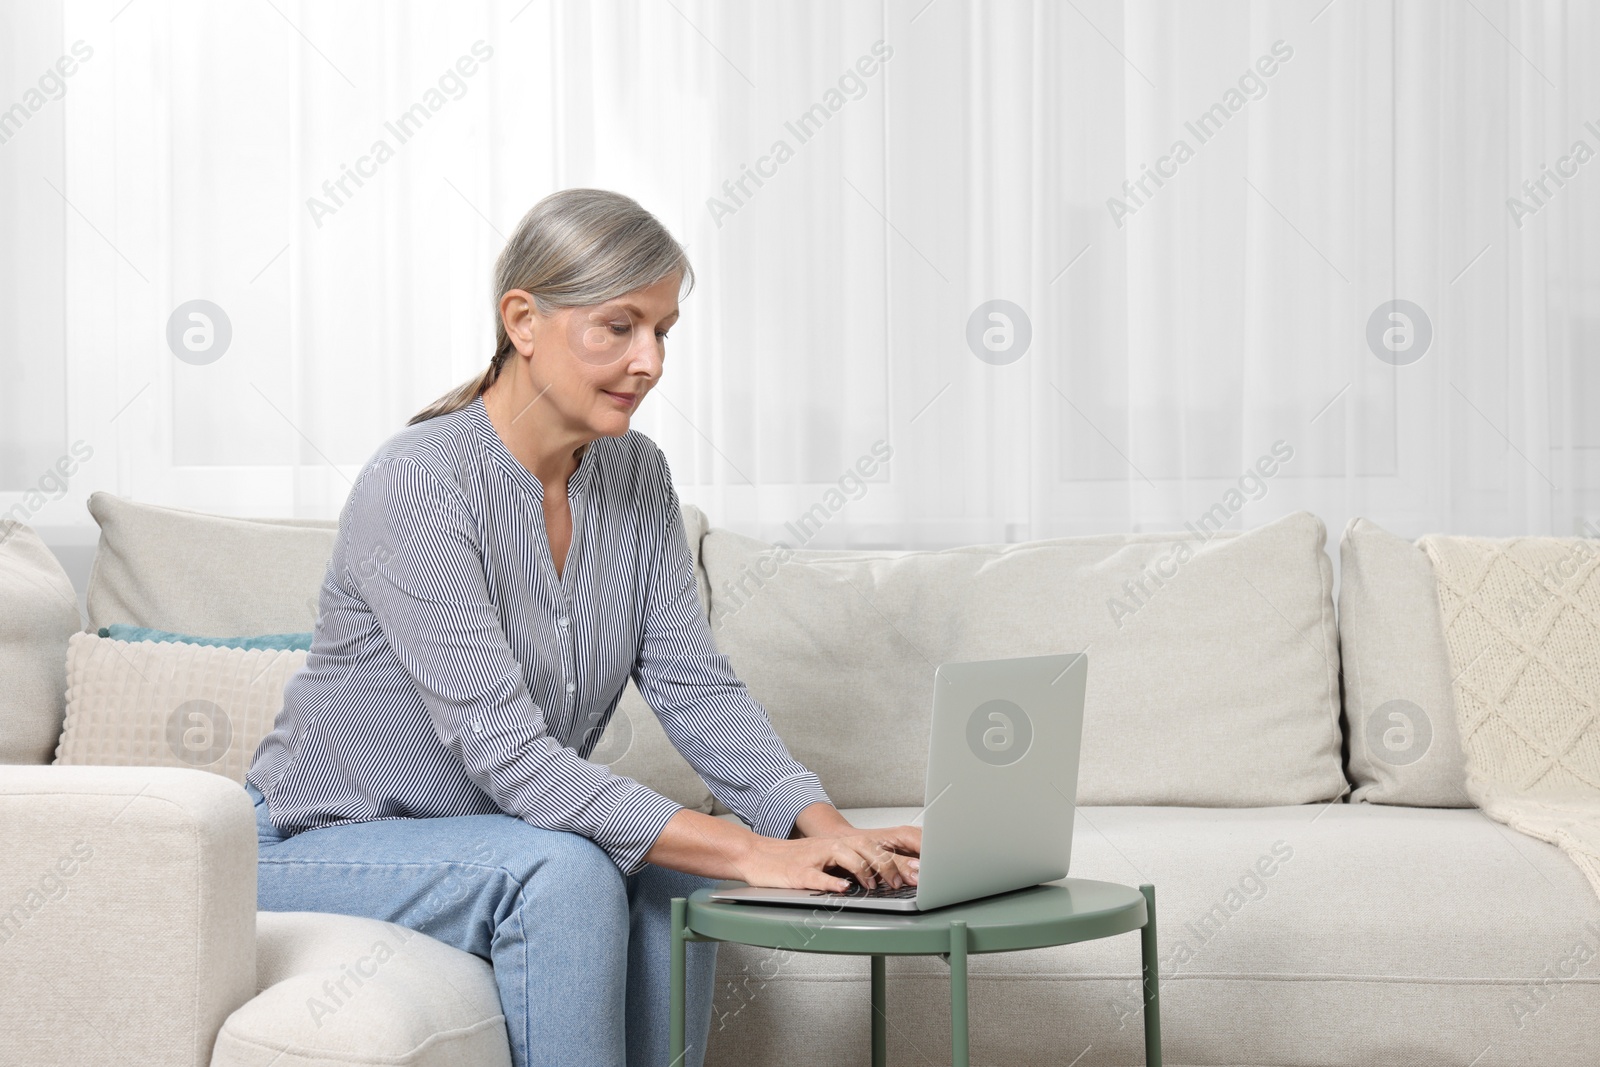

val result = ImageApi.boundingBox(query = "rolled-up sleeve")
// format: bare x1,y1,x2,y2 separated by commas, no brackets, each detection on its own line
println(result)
345,456,682,874
631,450,832,839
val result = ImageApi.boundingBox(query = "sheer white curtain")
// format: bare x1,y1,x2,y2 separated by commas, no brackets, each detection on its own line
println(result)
3,0,1593,549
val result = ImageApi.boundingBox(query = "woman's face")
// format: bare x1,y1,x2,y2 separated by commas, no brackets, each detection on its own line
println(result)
505,271,681,439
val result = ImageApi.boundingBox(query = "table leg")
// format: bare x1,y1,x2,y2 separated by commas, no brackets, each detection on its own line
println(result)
1140,884,1162,1067
950,920,969,1067
871,954,887,1067
671,897,686,1067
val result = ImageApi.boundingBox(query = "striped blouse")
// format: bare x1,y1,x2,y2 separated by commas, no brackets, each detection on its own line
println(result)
246,395,830,874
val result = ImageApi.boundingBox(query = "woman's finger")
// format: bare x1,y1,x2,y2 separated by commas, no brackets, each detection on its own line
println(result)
864,840,909,886
851,827,920,859
878,825,922,856
851,838,910,888
804,866,853,893
827,841,880,888
885,850,919,885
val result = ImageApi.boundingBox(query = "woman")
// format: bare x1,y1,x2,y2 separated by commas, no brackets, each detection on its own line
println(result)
244,188,921,1067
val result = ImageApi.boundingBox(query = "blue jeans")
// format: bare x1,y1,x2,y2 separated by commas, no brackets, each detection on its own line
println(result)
247,782,719,1067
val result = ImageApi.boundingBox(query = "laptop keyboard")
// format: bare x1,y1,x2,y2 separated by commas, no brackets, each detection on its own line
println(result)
834,881,918,900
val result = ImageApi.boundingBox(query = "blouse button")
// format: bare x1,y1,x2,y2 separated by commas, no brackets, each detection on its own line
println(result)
566,682,576,694
558,616,569,628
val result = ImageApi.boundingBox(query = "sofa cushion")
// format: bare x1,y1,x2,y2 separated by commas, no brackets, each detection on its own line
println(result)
701,510,1345,808
86,492,338,635
1337,517,1471,806
82,493,715,811
55,632,306,784
706,804,1600,1067
0,521,82,764
210,911,511,1067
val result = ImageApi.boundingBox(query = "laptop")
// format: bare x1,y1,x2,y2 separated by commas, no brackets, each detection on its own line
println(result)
709,651,1086,912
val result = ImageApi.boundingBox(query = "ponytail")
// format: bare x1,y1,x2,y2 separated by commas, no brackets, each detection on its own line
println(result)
408,351,508,426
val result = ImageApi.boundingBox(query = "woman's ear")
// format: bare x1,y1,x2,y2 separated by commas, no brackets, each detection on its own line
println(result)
500,289,540,357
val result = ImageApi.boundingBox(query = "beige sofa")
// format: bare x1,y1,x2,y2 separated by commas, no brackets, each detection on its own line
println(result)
2,496,1597,1067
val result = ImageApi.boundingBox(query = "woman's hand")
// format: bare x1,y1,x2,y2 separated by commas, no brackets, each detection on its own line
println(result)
739,825,922,893
642,806,919,892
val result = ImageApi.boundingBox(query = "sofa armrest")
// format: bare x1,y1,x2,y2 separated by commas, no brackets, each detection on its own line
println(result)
0,765,257,1067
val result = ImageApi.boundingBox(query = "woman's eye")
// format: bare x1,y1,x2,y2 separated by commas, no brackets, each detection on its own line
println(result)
656,331,670,341
609,324,630,335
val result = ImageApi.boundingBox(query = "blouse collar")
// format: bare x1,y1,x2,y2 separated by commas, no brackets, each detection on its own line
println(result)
467,394,599,501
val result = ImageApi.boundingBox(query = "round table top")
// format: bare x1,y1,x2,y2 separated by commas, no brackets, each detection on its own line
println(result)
684,878,1148,956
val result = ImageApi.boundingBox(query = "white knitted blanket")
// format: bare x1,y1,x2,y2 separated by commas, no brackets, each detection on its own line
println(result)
1419,533,1600,903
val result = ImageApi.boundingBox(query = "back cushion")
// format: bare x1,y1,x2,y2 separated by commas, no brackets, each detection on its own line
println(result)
83,493,714,811
702,510,1346,809
1337,518,1470,806
0,522,82,764
86,492,337,635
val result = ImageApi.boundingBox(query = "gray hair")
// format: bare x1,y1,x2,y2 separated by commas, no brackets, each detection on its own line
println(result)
410,188,693,424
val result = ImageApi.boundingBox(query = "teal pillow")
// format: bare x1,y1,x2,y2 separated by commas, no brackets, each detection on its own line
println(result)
97,624,313,652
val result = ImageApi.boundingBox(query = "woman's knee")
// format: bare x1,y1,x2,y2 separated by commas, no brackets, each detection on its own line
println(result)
535,829,623,883
506,828,628,923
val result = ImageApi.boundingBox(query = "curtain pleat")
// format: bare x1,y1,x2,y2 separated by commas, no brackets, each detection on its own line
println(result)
0,0,1588,545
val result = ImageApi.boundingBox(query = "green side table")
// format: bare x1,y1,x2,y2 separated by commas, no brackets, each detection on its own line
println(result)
670,879,1161,1067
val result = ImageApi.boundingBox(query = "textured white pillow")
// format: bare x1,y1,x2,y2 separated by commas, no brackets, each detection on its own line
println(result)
55,632,305,783
0,521,82,764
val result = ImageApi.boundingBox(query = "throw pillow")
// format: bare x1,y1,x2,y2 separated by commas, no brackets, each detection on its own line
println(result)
86,492,337,635
55,631,304,783
1336,518,1471,806
97,624,313,651
1420,533,1600,904
701,510,1346,809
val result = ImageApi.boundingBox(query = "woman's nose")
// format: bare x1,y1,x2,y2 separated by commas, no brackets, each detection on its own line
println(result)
629,336,665,375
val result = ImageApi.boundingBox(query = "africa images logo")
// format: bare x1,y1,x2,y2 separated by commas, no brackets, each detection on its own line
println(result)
966,699,1032,766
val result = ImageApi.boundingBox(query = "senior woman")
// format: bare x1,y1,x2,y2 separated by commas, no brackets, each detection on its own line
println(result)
244,188,920,1067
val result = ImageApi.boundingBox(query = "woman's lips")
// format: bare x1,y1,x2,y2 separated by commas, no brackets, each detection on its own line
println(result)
602,389,636,408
